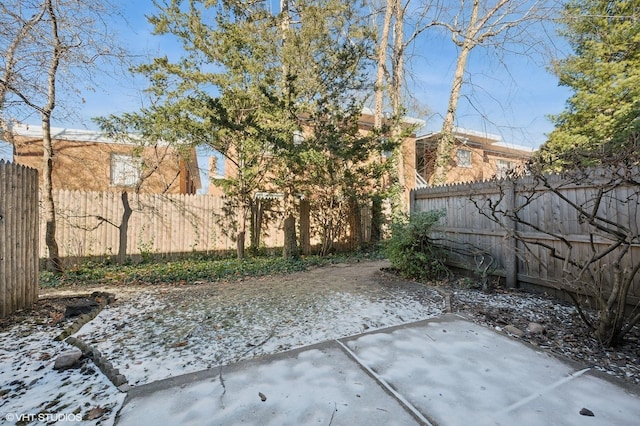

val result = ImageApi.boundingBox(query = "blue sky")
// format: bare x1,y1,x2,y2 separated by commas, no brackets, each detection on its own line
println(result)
1,0,572,171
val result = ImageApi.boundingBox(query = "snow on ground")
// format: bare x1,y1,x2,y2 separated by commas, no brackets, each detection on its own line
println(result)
75,283,444,386
118,317,640,426
1,264,444,425
0,314,125,425
117,346,421,426
3,261,638,425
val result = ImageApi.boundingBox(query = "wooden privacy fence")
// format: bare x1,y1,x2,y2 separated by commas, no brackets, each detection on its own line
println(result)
411,172,640,304
44,190,373,261
0,161,39,317
46,190,285,260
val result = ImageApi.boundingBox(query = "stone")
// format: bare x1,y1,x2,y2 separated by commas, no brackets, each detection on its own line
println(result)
579,408,595,417
114,375,128,387
53,349,82,371
527,322,546,334
504,325,525,337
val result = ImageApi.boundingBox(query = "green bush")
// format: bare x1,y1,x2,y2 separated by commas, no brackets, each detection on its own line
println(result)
385,210,448,280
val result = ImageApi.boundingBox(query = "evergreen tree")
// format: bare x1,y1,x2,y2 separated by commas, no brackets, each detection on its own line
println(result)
100,0,379,257
542,0,640,165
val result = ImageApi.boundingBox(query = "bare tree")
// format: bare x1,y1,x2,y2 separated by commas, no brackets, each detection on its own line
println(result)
371,0,437,210
429,0,556,185
1,0,129,272
472,149,640,347
95,109,196,263
0,2,47,144
0,0,66,273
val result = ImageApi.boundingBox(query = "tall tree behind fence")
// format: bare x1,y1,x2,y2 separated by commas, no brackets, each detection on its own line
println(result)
411,172,640,306
0,161,39,317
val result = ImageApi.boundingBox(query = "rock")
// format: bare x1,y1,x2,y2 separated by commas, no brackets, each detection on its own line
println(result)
579,408,595,417
504,325,525,337
113,375,127,387
117,383,131,393
53,349,82,371
528,322,546,334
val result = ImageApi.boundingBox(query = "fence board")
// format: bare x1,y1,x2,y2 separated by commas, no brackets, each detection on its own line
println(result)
412,172,640,303
1,161,39,317
39,190,371,261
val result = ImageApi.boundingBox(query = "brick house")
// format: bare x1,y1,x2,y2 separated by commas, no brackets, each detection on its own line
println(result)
4,124,200,194
415,128,535,186
207,109,423,202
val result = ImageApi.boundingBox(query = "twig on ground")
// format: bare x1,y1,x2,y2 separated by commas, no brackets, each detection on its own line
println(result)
219,365,226,406
328,402,337,426
238,330,276,359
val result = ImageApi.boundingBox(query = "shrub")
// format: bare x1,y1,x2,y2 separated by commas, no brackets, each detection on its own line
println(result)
385,210,448,280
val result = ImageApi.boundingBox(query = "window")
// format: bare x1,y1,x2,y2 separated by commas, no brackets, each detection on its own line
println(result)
496,159,513,179
293,130,305,146
111,153,141,187
457,149,471,167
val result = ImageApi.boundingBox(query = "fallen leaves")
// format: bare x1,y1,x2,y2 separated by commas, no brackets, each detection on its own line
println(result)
85,406,105,420
49,311,64,325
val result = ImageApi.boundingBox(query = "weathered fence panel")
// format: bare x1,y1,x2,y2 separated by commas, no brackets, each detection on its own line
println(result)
0,161,39,317
44,191,288,260
45,190,376,261
411,172,640,303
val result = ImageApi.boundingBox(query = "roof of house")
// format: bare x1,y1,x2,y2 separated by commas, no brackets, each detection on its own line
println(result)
416,127,536,155
3,123,124,144
3,123,202,190
360,107,426,128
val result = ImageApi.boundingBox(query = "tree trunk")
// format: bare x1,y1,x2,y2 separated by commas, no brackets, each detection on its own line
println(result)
117,191,132,264
595,307,620,347
236,230,245,259
283,214,298,259
280,0,298,260
374,0,394,129
371,195,383,244
349,196,363,250
431,1,479,186
250,200,263,254
430,44,471,186
391,0,408,209
42,0,63,273
42,117,62,273
299,199,311,255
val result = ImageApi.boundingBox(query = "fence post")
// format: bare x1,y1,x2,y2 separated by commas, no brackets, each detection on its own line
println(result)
410,189,415,213
503,178,518,289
